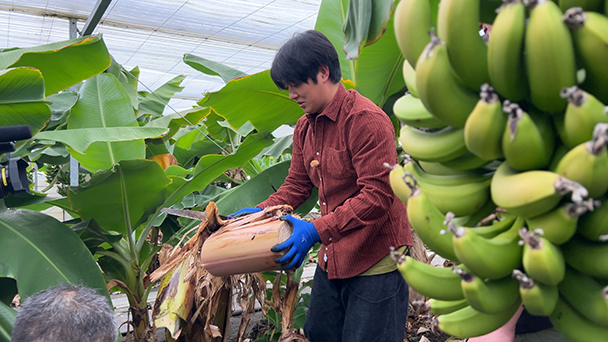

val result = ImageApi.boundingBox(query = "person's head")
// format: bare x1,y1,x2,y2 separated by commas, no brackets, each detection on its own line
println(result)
11,284,118,342
270,30,342,114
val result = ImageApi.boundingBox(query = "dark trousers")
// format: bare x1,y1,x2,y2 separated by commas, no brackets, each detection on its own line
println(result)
303,265,409,342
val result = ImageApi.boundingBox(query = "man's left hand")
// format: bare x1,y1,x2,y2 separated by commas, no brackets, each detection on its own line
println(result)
271,215,320,270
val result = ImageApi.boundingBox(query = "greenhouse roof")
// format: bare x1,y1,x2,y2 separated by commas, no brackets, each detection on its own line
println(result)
0,0,322,112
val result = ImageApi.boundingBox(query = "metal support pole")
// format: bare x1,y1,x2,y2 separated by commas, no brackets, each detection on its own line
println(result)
81,0,112,37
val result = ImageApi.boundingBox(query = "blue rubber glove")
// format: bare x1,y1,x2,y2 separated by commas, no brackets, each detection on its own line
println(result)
271,215,321,270
227,207,262,219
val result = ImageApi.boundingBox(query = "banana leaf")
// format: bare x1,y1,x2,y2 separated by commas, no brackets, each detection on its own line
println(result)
35,127,168,154
0,35,111,96
315,0,405,106
46,91,78,130
0,67,51,149
184,53,248,83
353,3,405,106
0,301,16,342
0,209,109,300
197,70,303,133
66,73,150,172
343,0,372,60
145,106,210,141
215,160,318,216
138,75,186,118
68,159,171,236
163,131,274,208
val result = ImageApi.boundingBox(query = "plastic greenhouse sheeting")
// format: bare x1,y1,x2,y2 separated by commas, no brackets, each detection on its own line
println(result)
0,0,321,112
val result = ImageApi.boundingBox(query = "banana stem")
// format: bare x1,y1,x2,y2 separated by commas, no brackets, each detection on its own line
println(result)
563,7,586,31
565,199,600,217
503,100,523,141
452,266,473,281
512,269,535,289
560,86,585,106
555,177,589,203
441,212,463,236
480,83,499,104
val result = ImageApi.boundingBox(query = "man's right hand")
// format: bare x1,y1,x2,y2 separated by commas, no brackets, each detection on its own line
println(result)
227,207,262,219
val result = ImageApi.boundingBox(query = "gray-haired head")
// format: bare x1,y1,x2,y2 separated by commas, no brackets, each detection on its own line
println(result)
11,283,118,342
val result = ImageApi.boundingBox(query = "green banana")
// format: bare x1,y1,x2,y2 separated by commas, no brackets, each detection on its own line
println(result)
447,215,525,279
490,161,588,218
436,299,521,338
394,255,464,301
578,196,608,241
403,160,492,216
464,84,507,160
393,0,432,67
550,296,608,341
487,0,528,101
564,9,608,104
555,124,608,198
559,0,604,12
399,125,468,163
404,175,460,262
525,0,577,113
559,266,608,326
519,228,565,285
513,269,558,316
418,160,467,175
402,59,419,97
436,0,490,91
438,151,492,171
562,235,608,278
558,86,608,149
456,199,500,228
428,298,469,315
526,200,597,245
501,101,555,171
393,92,445,129
470,213,517,239
385,163,412,203
415,33,479,128
403,158,493,187
454,268,520,314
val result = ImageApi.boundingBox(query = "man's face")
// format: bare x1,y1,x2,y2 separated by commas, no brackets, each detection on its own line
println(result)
286,72,328,115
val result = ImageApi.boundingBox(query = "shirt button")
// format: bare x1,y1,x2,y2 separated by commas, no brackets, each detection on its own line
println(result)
322,202,326,206
329,237,332,242
323,254,328,262
316,152,320,155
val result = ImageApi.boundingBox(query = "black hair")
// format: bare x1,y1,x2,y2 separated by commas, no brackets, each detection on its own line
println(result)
11,284,118,342
270,30,342,90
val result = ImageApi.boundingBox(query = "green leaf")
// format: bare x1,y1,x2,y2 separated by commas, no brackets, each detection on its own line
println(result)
197,70,303,133
0,68,52,149
137,75,186,118
0,209,109,300
0,301,16,342
72,219,124,254
35,127,168,154
46,91,78,129
215,160,318,216
343,0,372,60
183,53,248,83
145,106,210,141
68,159,171,236
315,0,354,82
66,73,150,171
354,8,405,106
258,135,293,159
0,35,112,96
164,132,274,207
366,0,397,46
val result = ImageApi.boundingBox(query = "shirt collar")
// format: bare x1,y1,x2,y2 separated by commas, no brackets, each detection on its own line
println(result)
306,82,346,122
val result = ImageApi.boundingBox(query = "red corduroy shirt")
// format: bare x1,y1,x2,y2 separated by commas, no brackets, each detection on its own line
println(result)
258,83,413,279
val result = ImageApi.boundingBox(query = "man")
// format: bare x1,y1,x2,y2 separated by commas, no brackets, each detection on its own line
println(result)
11,283,118,342
230,30,413,342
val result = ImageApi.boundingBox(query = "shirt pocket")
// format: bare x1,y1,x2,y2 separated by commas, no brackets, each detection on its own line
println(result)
324,147,356,180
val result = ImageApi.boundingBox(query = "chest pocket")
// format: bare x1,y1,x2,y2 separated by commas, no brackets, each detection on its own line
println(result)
324,147,356,180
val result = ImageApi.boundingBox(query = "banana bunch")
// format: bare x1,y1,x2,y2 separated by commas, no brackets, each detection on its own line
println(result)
389,0,608,338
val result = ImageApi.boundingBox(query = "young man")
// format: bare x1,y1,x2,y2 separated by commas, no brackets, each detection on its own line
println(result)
11,283,118,342
230,30,413,341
